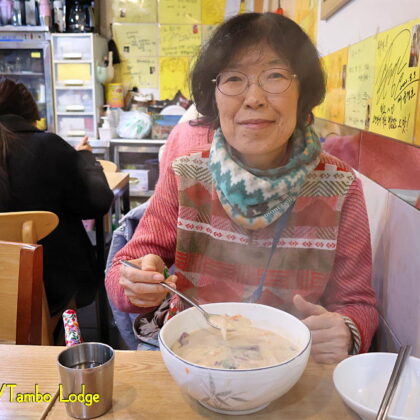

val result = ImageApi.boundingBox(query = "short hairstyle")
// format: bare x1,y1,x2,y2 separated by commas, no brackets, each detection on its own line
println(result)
0,77,40,122
191,12,325,130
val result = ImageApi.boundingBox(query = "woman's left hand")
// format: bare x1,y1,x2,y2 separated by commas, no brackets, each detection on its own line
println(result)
292,294,351,364
75,136,92,152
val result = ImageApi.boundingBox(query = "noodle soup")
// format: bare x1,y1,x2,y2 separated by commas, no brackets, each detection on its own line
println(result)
171,314,299,369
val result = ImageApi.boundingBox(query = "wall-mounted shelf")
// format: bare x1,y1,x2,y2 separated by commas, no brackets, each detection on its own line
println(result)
0,26,49,32
1,72,44,77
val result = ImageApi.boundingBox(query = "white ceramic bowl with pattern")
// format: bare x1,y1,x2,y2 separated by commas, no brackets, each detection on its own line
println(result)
159,302,311,415
333,352,420,420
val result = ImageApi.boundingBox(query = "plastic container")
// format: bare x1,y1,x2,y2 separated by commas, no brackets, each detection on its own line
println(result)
105,83,124,108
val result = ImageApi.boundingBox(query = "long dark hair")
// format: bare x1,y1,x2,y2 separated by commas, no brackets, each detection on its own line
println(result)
190,12,325,130
0,77,40,210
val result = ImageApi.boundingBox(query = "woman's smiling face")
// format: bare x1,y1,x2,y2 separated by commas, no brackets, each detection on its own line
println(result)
215,43,300,170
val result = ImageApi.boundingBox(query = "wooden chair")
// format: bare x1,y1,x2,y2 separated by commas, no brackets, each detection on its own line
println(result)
0,241,43,345
97,159,117,173
0,211,71,345
0,211,59,244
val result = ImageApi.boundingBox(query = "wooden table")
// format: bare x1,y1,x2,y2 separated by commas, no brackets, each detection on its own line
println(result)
104,171,130,231
0,345,359,420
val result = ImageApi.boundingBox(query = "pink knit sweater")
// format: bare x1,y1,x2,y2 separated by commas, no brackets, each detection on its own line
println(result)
106,122,378,353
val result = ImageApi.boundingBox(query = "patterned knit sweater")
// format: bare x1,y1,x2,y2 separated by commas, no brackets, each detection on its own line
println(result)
106,123,378,353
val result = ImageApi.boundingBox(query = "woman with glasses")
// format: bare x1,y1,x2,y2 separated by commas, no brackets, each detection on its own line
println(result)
106,13,378,363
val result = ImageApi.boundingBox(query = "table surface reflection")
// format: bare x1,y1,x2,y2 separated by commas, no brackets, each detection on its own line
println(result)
0,345,359,419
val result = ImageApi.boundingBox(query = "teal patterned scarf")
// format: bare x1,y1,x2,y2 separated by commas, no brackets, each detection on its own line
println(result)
209,125,321,230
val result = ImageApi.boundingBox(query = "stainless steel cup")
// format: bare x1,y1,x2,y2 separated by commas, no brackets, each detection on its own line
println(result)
57,342,114,419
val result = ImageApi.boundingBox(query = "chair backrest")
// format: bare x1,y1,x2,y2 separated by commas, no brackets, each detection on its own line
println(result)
0,241,43,344
0,211,59,243
97,159,118,173
0,211,59,345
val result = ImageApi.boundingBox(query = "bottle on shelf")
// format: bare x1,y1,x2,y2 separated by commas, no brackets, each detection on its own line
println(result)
11,0,22,25
53,0,65,32
0,0,12,25
39,0,52,29
66,0,95,32
24,0,37,25
123,86,138,111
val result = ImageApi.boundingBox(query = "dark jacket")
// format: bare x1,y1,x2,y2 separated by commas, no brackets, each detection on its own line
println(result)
1,114,114,314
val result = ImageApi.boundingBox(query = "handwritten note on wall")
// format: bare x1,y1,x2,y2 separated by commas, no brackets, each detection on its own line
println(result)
415,95,420,146
294,0,318,44
369,19,420,143
345,37,376,130
202,24,217,45
113,24,158,59
118,57,159,89
313,55,329,120
202,0,225,25
160,25,201,57
160,57,190,99
111,0,157,23
314,48,348,124
159,0,201,24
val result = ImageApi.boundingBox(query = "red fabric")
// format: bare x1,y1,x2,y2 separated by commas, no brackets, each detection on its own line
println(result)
159,122,213,175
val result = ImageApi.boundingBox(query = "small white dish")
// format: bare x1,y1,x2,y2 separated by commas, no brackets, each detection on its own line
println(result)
333,352,420,420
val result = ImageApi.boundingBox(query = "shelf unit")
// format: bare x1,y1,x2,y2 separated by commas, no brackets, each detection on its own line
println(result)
1,72,44,77
111,139,166,199
51,33,107,140
0,27,54,131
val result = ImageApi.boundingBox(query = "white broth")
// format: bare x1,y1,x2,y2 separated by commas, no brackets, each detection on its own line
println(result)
171,314,299,369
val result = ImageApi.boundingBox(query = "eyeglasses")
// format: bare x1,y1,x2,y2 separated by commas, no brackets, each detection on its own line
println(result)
212,68,298,96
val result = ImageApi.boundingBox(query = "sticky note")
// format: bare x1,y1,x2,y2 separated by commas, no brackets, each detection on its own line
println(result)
159,0,201,24
111,0,157,23
159,56,190,100
159,25,201,57
345,36,376,130
113,23,158,59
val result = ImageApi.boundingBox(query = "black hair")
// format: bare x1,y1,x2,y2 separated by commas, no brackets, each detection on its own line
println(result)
190,12,325,130
0,77,40,210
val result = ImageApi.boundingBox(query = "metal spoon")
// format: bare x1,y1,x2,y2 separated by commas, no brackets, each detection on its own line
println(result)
376,345,412,420
120,259,225,331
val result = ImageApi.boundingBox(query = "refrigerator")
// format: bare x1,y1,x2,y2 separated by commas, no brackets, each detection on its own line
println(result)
0,27,54,132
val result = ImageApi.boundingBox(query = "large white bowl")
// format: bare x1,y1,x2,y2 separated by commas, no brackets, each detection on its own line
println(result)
159,302,311,415
333,352,420,420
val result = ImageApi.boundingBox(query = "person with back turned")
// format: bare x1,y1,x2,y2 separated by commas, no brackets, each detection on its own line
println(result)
0,77,114,316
